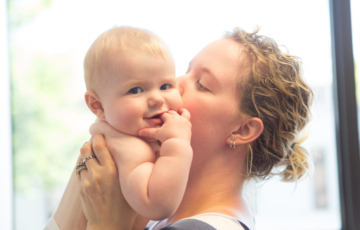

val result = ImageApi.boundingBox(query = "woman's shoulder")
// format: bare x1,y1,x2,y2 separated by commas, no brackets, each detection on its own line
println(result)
147,213,250,230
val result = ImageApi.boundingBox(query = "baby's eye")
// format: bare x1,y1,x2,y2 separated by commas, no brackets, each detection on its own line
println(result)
196,81,208,91
128,87,143,94
160,84,171,90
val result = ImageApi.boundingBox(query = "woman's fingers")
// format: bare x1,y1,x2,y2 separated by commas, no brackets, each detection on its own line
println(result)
76,153,84,182
80,140,98,169
91,134,112,166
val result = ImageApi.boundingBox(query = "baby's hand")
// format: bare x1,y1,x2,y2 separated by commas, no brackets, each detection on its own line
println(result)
138,108,191,143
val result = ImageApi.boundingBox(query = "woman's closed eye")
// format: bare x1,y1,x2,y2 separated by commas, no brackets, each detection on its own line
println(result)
128,87,143,94
160,84,171,90
196,80,208,91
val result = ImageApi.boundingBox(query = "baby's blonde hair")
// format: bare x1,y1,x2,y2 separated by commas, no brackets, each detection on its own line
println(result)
224,27,314,182
84,26,167,91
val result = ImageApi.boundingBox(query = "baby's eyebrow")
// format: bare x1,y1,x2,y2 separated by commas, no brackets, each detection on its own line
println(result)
161,75,177,82
123,79,145,87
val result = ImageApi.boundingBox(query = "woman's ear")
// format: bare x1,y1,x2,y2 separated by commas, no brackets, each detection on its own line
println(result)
226,117,264,147
84,91,105,119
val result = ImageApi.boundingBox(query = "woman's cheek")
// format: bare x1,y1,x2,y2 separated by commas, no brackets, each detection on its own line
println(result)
184,99,208,131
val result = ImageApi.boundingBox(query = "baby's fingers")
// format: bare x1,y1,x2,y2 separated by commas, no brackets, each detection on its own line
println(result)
138,127,159,139
179,108,191,121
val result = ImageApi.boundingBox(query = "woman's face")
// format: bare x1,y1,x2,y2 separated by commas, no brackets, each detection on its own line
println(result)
177,38,246,162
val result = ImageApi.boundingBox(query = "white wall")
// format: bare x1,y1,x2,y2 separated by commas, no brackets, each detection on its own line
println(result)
0,0,13,229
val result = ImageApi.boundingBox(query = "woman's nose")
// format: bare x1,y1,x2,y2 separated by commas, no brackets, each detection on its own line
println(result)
148,92,165,107
177,75,185,96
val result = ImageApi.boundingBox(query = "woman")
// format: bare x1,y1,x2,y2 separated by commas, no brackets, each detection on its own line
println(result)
51,27,313,230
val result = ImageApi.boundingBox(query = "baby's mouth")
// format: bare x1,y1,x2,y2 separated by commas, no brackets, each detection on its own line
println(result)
145,113,164,125
151,114,162,119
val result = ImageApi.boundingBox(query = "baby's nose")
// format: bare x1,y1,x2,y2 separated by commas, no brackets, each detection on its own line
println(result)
148,93,165,107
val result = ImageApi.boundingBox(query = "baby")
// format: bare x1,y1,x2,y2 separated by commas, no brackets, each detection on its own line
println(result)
83,26,193,220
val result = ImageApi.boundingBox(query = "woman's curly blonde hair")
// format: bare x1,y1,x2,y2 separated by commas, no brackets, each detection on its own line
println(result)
224,27,314,182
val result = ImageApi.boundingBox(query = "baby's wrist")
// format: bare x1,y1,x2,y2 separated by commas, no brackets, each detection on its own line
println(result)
162,136,190,145
160,138,193,157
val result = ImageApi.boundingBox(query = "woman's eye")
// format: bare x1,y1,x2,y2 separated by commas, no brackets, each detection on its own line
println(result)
128,87,143,94
196,81,208,91
160,84,171,90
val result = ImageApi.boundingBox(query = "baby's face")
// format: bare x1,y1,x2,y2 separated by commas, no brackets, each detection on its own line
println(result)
97,49,182,135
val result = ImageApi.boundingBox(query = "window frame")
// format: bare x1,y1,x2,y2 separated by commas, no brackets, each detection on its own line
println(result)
0,0,13,229
329,0,360,229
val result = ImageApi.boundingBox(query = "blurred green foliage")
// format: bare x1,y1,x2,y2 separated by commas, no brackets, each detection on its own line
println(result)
8,0,54,29
11,52,87,193
9,0,91,194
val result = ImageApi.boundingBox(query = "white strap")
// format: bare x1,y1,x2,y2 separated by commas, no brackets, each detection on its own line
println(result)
146,220,160,230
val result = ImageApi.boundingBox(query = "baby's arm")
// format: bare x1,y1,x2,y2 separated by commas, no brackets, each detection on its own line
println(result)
132,109,193,220
89,121,158,215
89,120,156,174
89,110,192,220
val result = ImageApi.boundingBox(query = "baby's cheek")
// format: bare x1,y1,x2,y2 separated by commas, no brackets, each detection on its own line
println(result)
104,110,123,132
105,105,132,132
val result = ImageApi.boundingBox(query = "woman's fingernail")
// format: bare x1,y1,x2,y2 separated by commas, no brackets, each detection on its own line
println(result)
83,141,89,146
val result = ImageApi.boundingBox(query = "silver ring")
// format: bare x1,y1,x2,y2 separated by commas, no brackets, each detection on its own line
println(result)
76,161,85,169
77,165,87,174
82,155,96,164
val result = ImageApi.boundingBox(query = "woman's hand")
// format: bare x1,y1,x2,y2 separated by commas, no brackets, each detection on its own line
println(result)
77,134,138,230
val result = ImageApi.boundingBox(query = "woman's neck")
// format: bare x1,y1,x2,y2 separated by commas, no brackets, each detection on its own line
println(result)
165,149,253,226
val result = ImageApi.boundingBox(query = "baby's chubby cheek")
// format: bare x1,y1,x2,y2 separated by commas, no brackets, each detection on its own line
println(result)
104,105,143,135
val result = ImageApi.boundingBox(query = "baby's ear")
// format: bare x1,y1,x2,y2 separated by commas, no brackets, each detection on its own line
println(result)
226,117,264,147
84,91,105,119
